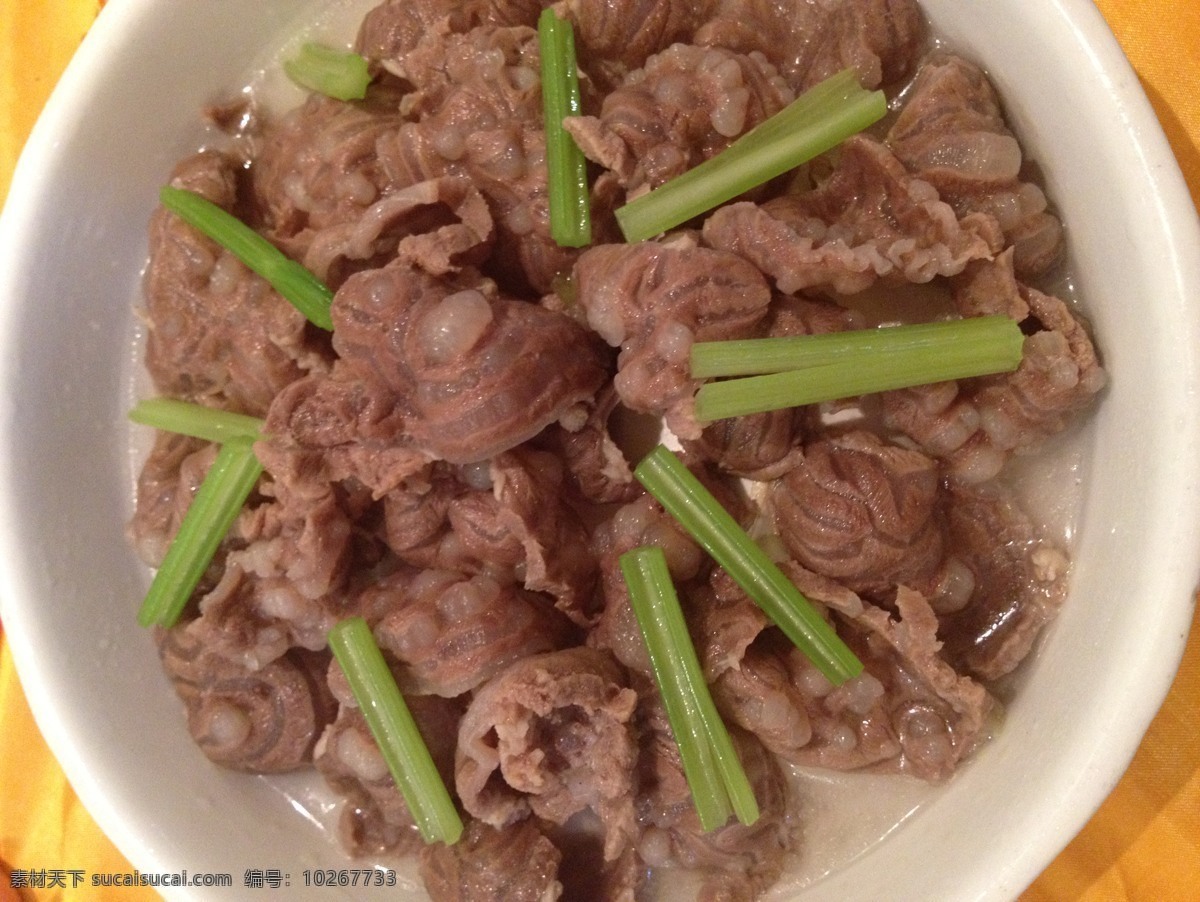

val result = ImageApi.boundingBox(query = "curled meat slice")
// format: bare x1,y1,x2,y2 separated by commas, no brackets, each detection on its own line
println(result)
937,481,1070,681
683,296,860,479
159,629,335,773
456,647,639,860
482,447,601,623
381,449,601,622
636,695,796,902
355,0,481,68
784,568,993,781
539,385,640,505
887,54,1064,277
263,265,611,489
879,251,1105,483
144,151,329,415
333,265,611,462
564,44,793,194
301,175,495,285
250,93,407,249
702,135,1002,296
690,571,813,760
568,0,700,80
695,0,924,93
127,432,212,568
315,695,464,856
391,24,543,124
419,818,564,902
363,567,569,697
770,430,944,597
573,238,772,439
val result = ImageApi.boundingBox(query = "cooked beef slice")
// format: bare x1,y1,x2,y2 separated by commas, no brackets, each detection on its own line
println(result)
695,0,925,93
573,238,772,439
770,430,944,597
315,695,464,855
702,134,1003,296
635,694,796,902
878,250,1105,484
419,818,565,901
159,629,336,773
887,53,1065,278
564,43,793,195
359,566,569,697
935,480,1070,681
456,647,640,861
261,264,611,494
144,151,330,415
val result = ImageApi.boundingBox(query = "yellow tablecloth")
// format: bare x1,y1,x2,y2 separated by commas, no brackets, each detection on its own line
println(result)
1,1,1198,900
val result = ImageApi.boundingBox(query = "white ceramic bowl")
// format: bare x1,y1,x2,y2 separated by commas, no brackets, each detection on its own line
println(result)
2,0,1199,899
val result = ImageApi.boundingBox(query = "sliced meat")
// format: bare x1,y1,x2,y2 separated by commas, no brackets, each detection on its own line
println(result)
936,480,1070,681
144,151,330,415
568,0,702,81
702,135,1003,296
262,265,611,493
159,628,336,773
573,237,772,439
127,431,212,568
355,0,482,68
456,647,640,861
878,250,1105,483
887,53,1064,277
315,694,464,856
564,44,793,194
695,0,925,93
363,567,570,697
419,818,564,902
538,385,640,505
770,430,944,598
635,694,796,902
782,567,993,781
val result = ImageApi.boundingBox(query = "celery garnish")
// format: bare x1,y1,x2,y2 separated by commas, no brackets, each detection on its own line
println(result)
538,9,592,247
158,186,334,331
284,43,372,102
328,617,465,846
691,316,1022,378
693,317,1024,422
620,547,759,831
129,398,265,444
634,445,862,685
136,436,262,628
614,69,886,243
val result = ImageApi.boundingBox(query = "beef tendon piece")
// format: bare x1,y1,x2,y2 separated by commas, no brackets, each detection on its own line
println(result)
144,151,330,416
419,818,564,902
573,238,772,439
315,696,464,856
362,567,569,698
159,629,336,773
770,430,944,598
456,647,640,861
564,43,794,195
887,53,1065,277
702,135,1002,297
696,0,925,93
636,695,797,902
